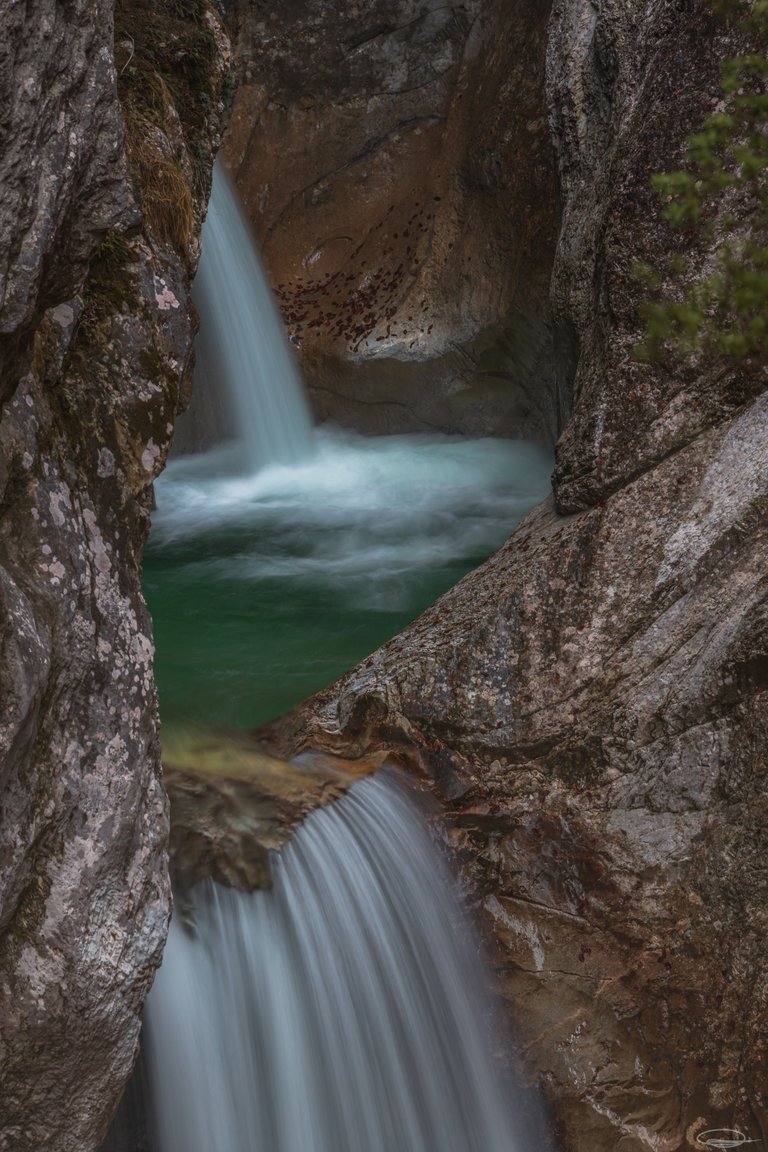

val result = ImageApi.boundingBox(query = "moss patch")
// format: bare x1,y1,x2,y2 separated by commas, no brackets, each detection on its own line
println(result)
115,0,218,143
114,0,225,252
64,231,139,374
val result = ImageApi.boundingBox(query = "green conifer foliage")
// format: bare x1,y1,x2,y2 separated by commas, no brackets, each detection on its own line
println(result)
634,1,768,369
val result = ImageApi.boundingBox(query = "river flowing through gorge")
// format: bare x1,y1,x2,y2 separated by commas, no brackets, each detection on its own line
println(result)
129,159,555,1151
144,160,553,729
7,4,764,1148
145,772,550,1152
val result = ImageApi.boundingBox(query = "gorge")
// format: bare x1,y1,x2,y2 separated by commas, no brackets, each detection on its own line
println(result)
148,158,551,730
144,771,549,1152
116,148,553,1149
0,1,766,1152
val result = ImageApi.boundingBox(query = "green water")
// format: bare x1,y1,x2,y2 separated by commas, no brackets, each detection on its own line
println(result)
144,531,504,730
144,429,552,731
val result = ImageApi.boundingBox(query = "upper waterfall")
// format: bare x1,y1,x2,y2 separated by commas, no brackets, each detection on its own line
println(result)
143,772,548,1152
189,157,314,473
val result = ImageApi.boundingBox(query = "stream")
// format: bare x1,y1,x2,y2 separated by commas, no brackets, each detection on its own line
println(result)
128,158,555,1152
145,425,551,729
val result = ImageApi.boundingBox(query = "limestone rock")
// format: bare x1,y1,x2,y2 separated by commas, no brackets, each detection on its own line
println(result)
0,0,134,367
0,2,230,1147
256,4,768,1148
267,386,768,1152
223,0,560,442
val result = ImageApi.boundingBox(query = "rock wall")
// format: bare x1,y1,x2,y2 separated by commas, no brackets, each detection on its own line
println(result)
259,3,768,1150
224,0,560,441
2,1,766,1150
0,2,229,1148
548,0,765,512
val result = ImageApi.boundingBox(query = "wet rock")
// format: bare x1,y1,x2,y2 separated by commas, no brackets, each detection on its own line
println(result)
224,0,560,443
0,2,230,1147
162,725,383,894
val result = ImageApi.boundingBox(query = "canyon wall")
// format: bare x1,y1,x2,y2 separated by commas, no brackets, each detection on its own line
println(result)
2,1,766,1150
0,2,229,1147
224,0,561,441
261,3,768,1150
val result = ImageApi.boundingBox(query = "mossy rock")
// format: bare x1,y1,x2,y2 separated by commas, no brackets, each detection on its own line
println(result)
163,725,383,893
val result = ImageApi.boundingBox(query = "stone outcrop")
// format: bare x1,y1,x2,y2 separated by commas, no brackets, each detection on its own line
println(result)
548,0,765,513
268,390,767,1150
224,0,560,442
3,1,766,1151
0,2,229,1148
162,725,381,894
255,4,768,1150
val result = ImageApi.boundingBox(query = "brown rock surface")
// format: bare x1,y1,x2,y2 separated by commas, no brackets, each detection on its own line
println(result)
224,0,560,441
162,725,382,893
252,4,768,1149
0,2,229,1148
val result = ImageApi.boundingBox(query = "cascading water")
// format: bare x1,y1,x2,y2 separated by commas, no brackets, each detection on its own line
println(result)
184,157,314,472
144,773,547,1152
119,159,559,1152
145,159,554,728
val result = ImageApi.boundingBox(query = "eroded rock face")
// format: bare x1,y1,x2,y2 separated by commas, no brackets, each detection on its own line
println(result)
548,0,765,512
255,4,768,1149
224,0,560,441
266,386,768,1152
0,3,229,1148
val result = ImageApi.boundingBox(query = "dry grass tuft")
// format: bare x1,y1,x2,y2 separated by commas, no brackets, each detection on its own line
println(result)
126,118,195,254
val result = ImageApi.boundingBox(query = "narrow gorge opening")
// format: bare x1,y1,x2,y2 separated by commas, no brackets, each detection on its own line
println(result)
104,146,556,1148
143,159,553,731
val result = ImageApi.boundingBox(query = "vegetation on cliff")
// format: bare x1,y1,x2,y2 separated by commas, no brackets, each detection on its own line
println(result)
115,0,228,255
635,1,768,369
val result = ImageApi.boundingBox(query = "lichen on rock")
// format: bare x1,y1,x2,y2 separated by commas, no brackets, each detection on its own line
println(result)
253,4,768,1149
0,0,230,1147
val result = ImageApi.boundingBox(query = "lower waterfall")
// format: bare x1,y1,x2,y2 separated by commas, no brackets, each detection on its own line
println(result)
143,773,545,1152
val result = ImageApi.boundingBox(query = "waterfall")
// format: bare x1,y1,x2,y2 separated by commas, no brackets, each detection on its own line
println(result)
183,157,314,472
144,772,546,1152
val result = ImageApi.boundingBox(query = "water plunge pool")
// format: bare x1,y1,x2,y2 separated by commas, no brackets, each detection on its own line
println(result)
145,425,552,730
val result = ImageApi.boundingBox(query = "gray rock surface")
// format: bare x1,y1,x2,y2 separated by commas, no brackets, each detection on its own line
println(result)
547,0,764,512
267,375,768,1152
256,4,768,1149
0,2,229,1147
0,0,132,352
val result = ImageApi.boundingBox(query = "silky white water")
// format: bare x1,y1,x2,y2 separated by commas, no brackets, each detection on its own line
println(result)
144,773,546,1152
152,428,552,610
188,157,313,471
148,161,553,727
